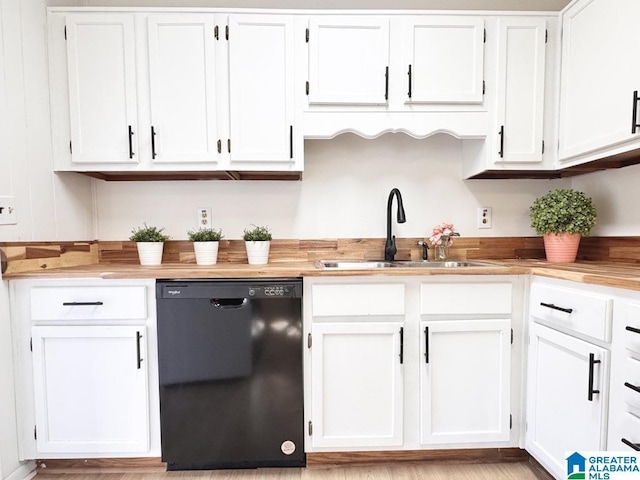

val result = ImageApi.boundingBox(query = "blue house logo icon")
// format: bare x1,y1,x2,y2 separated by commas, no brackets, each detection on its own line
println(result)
567,452,586,479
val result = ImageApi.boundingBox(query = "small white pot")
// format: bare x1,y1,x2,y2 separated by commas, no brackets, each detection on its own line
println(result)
245,240,270,265
193,241,219,266
136,242,164,266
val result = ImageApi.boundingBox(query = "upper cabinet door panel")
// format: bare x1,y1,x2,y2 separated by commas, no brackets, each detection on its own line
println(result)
404,17,484,104
496,18,546,163
308,16,390,105
147,14,219,164
227,14,295,163
66,14,138,164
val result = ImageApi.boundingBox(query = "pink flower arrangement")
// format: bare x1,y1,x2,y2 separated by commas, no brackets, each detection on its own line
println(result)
429,222,460,246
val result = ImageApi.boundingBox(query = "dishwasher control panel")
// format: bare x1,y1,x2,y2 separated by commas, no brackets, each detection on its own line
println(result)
249,285,297,298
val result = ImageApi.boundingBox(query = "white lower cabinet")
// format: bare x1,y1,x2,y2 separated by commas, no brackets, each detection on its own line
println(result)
304,275,521,452
9,278,160,459
31,326,149,454
310,322,404,448
420,319,511,444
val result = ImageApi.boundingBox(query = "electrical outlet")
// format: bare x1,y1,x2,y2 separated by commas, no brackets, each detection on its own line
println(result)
478,207,492,229
0,196,17,225
196,207,212,229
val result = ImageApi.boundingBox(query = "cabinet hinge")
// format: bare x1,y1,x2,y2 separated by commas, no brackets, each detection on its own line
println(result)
483,28,486,43
305,28,309,43
227,139,231,154
545,29,548,44
308,421,313,436
510,414,513,430
510,328,513,345
225,25,229,41
542,140,545,154
69,140,72,154
305,81,309,96
214,25,219,40
307,333,312,349
482,80,485,96
34,426,37,440
64,25,67,40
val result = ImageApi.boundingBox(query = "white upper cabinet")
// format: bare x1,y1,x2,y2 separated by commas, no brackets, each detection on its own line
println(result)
227,14,298,165
494,18,546,163
65,14,138,164
307,17,390,105
404,17,484,104
147,14,219,164
558,0,640,165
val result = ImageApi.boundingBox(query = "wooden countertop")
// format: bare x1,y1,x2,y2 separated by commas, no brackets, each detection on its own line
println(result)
5,259,640,292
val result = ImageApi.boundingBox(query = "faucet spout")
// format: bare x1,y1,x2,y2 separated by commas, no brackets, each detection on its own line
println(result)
385,188,406,261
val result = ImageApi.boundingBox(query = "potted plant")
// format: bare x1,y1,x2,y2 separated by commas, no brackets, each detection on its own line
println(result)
187,227,224,266
529,189,597,263
129,224,170,266
243,225,272,265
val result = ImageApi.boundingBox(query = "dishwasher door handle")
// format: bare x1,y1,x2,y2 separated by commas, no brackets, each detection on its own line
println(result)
211,298,248,309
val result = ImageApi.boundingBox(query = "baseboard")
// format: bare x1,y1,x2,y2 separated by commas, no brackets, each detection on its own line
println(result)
5,461,37,480
35,457,165,475
527,455,555,480
306,448,530,466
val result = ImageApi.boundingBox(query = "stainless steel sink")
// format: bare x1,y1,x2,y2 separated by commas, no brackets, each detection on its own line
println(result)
315,259,503,269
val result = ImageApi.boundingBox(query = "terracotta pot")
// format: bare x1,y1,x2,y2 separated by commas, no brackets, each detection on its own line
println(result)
543,233,581,263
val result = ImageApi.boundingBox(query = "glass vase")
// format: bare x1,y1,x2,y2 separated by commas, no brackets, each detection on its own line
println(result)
434,244,449,261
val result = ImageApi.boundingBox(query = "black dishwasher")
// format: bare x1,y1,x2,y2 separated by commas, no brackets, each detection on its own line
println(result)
156,278,304,470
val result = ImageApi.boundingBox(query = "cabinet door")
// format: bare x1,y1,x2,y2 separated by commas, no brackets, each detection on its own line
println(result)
526,323,608,479
310,322,403,448
66,14,138,164
420,319,511,444
227,14,296,164
494,18,546,164
558,0,640,161
307,17,390,105
31,326,149,454
147,14,219,164
404,17,484,104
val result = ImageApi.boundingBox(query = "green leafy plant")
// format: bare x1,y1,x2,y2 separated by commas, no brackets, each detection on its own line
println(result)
129,223,170,242
530,189,597,236
243,224,272,242
187,227,224,242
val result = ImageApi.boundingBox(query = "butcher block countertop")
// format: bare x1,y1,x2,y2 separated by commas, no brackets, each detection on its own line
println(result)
5,259,640,292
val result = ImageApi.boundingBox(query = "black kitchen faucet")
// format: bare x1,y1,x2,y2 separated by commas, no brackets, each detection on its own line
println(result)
384,188,406,261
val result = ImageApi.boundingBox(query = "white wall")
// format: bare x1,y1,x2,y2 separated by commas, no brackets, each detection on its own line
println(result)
96,133,569,240
0,0,94,243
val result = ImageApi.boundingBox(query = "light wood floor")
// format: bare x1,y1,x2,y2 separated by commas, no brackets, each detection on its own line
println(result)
35,461,547,480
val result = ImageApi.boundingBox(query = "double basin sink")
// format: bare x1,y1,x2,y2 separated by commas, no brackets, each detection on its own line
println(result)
315,260,503,270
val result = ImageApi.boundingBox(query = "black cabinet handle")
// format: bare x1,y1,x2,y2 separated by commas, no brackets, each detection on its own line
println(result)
626,326,640,335
136,331,143,369
384,66,389,101
151,126,157,159
128,125,135,159
424,326,430,364
632,90,640,134
399,327,404,364
498,125,504,158
289,125,293,159
217,139,222,154
588,353,600,401
622,438,640,451
625,382,640,394
407,64,412,99
540,302,573,314
62,301,104,306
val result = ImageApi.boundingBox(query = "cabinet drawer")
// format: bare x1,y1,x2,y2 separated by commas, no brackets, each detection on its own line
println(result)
626,303,640,355
612,411,640,452
623,356,640,411
529,283,612,342
30,286,147,321
312,284,404,316
420,282,512,315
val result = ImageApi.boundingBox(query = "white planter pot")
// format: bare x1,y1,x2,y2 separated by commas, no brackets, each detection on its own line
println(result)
245,240,270,265
136,242,164,266
193,241,219,266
